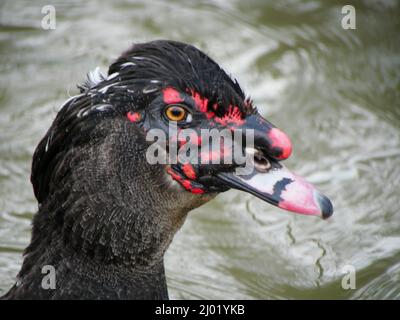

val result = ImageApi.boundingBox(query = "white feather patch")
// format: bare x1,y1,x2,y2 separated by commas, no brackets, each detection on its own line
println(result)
86,66,107,88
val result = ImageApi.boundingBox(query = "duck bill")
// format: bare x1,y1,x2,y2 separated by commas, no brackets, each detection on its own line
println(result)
216,164,333,219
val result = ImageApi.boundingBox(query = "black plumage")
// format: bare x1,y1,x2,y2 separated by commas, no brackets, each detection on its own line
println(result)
2,40,250,299
2,40,328,300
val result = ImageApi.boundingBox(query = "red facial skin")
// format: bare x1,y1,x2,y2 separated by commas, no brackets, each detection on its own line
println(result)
189,89,245,125
214,105,245,126
191,90,209,113
268,127,292,160
177,130,202,148
199,150,221,164
163,87,245,126
162,89,291,160
187,187,205,194
127,111,141,122
182,163,197,180
199,139,232,164
163,87,184,104
167,167,204,194
160,88,294,194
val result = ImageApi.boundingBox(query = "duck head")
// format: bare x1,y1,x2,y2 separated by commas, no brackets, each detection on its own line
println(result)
32,40,333,228
6,40,334,299
84,40,332,219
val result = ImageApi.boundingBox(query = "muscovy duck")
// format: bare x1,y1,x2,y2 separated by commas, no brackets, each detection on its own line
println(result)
2,40,332,299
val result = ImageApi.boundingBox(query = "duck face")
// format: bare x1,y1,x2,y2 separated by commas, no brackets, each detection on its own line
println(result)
125,86,332,220
107,40,333,219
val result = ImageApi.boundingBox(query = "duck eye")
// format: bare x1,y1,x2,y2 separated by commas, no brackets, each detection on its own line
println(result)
165,105,190,122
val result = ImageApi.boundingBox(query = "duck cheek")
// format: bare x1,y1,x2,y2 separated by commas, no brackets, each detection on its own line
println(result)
181,163,197,180
181,180,205,194
166,166,205,194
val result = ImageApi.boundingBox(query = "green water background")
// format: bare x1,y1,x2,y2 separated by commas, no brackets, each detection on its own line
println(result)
0,0,399,299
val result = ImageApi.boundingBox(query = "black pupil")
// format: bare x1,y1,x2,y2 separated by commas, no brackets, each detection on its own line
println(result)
171,108,183,117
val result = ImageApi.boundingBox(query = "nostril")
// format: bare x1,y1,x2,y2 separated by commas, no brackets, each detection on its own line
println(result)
253,150,271,173
245,147,272,173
